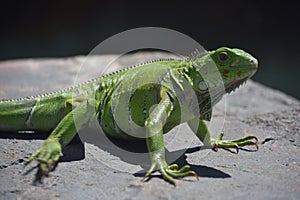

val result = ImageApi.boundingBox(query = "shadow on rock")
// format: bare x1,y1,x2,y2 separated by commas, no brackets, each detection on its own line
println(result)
133,147,231,179
2,129,230,183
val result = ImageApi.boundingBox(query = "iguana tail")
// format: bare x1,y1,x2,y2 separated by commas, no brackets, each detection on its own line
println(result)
0,97,38,131
0,95,68,132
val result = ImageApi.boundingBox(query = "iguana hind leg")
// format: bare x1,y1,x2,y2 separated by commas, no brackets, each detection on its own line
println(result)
26,100,91,173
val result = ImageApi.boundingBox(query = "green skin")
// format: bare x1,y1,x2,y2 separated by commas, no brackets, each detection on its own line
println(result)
0,47,258,185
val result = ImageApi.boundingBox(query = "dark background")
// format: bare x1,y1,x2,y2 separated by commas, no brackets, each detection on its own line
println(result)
0,0,299,99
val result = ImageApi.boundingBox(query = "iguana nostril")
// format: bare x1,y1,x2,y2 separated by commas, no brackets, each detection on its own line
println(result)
250,59,258,65
249,58,258,69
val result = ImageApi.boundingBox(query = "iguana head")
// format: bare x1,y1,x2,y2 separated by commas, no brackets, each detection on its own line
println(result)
189,47,258,95
209,47,258,93
184,47,258,119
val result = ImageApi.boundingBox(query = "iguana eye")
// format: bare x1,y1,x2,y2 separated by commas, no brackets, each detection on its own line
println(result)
218,52,229,62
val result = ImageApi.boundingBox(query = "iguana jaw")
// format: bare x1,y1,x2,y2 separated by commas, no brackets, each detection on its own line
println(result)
224,76,249,94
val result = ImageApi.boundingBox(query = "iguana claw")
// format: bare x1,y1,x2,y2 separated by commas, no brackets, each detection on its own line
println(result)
143,161,198,185
211,132,258,153
25,138,62,173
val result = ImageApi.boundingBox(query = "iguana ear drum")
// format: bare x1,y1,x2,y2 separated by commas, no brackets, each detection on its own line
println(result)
198,81,208,91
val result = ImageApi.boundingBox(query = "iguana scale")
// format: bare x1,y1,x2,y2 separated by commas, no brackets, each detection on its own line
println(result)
0,47,258,184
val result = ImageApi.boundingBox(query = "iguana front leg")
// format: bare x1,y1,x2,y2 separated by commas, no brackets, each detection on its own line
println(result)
144,92,197,185
26,98,93,173
188,118,258,153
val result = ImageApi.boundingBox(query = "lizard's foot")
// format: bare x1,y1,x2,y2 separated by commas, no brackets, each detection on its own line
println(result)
144,160,198,185
210,132,258,153
25,138,62,173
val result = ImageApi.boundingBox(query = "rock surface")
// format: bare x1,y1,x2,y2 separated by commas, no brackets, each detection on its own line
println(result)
0,53,299,200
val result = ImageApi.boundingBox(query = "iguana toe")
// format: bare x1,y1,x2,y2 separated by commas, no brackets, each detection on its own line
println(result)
26,139,62,173
211,132,258,153
144,161,198,185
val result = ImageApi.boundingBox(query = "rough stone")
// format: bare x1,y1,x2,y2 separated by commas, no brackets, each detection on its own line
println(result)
0,53,299,200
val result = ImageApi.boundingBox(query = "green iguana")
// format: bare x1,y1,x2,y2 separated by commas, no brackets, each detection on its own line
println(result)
0,47,258,185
